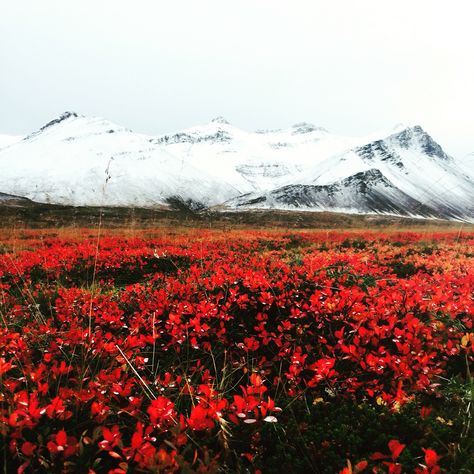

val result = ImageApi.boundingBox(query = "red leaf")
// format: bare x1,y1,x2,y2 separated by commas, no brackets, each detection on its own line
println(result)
102,427,113,443
131,430,143,449
18,461,30,474
423,448,440,468
370,452,387,461
388,439,405,460
21,442,36,457
47,441,58,454
56,429,68,447
355,460,368,472
420,406,433,419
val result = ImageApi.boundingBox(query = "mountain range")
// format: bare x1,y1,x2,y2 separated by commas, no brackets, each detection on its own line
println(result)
0,112,472,221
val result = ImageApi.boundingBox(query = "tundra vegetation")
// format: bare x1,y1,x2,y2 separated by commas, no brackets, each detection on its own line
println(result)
0,228,473,473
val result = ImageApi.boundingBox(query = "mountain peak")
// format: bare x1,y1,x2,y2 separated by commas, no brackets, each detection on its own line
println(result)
291,122,328,134
43,111,79,127
210,116,230,125
23,111,82,140
59,111,79,120
37,111,80,133
340,168,389,188
391,125,449,160
391,122,409,133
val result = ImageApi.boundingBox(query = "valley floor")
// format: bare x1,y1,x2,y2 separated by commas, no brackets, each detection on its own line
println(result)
0,201,471,231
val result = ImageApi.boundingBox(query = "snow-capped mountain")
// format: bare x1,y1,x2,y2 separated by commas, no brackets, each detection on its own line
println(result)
0,112,472,221
229,169,443,218
0,112,235,207
230,126,474,220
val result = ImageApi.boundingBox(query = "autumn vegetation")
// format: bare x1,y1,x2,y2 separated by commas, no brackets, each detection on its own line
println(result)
0,227,473,473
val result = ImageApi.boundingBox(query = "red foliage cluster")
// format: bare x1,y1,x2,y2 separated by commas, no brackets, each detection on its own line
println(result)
0,229,472,472
341,439,442,474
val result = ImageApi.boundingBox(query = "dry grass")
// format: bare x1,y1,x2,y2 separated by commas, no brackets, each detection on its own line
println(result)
0,201,472,236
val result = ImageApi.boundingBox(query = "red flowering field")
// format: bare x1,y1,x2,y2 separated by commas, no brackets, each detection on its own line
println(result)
0,228,473,473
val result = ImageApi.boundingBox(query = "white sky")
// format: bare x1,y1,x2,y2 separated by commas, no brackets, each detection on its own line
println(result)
1,0,473,156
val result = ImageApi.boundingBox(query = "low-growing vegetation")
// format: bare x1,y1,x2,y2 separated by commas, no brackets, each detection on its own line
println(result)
0,228,473,473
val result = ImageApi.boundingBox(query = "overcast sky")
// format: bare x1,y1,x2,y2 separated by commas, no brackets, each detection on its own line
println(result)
1,0,473,156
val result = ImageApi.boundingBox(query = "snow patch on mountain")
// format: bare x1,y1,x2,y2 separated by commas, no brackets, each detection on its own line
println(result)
0,134,24,150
